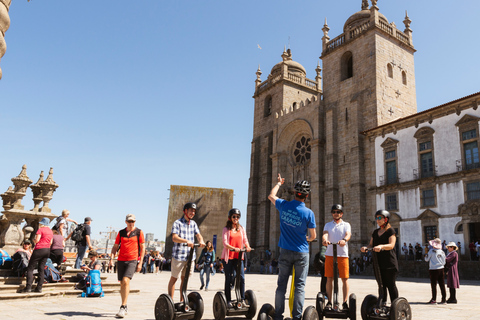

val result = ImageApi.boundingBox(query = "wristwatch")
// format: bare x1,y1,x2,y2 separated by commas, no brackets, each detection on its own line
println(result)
343,238,348,242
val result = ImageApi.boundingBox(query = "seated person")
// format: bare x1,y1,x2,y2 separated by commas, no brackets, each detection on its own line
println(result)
15,240,33,259
75,250,101,290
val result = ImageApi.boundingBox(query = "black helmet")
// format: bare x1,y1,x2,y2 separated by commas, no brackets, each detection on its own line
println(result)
228,208,241,219
375,210,390,221
331,204,343,212
294,180,311,195
183,202,197,211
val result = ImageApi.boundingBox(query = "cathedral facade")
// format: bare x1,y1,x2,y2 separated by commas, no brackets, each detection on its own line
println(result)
247,1,479,258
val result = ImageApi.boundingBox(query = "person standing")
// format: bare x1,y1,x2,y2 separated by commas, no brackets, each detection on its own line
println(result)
361,210,399,305
197,240,215,291
168,202,205,302
268,174,316,320
21,218,53,293
109,214,145,318
322,204,351,311
221,209,251,305
402,242,408,261
425,238,447,304
69,217,93,269
445,242,459,304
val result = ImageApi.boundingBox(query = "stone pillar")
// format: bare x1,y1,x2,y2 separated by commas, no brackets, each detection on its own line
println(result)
30,171,44,212
39,168,58,213
11,165,33,210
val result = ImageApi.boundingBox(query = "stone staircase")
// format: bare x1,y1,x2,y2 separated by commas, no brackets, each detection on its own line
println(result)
0,259,139,300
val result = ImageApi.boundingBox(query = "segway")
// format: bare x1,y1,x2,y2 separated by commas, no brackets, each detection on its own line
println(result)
360,249,411,320
155,244,204,320
316,243,356,320
213,248,257,320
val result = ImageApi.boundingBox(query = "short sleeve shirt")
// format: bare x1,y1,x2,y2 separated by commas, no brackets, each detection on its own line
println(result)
80,224,91,247
114,228,145,261
372,227,398,271
324,220,351,257
171,216,200,261
275,199,316,253
35,227,53,250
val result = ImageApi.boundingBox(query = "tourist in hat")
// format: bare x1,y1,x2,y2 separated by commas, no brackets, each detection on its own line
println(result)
424,238,447,304
21,218,53,293
445,242,459,304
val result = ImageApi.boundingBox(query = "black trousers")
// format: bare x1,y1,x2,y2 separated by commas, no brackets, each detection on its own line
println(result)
379,268,398,303
49,249,64,266
429,269,446,301
26,248,50,289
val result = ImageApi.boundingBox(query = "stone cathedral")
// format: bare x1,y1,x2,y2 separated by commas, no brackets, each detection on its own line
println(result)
247,1,419,258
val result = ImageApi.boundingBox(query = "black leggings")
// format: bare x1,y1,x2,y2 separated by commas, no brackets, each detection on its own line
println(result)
26,248,50,289
429,269,446,301
379,268,398,303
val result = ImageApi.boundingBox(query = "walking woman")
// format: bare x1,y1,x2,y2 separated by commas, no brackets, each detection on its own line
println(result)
221,208,252,306
425,238,446,304
361,210,399,304
445,242,460,304
197,240,215,291
21,218,53,293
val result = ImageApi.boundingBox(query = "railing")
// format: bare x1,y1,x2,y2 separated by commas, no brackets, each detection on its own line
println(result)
457,159,480,171
325,34,345,53
305,79,317,88
257,73,317,94
378,20,393,35
349,21,370,40
395,30,409,45
288,72,302,84
379,174,400,186
413,167,438,180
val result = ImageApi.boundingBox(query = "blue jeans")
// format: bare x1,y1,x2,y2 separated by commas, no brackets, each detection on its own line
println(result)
275,248,309,320
224,259,245,302
200,264,212,288
75,245,87,269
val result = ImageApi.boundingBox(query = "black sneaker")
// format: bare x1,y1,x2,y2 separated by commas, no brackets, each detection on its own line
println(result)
200,285,204,290
325,302,332,310
342,302,349,311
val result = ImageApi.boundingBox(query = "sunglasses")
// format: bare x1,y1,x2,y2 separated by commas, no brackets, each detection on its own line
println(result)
127,220,135,223
332,210,342,214
231,215,240,219
375,216,384,220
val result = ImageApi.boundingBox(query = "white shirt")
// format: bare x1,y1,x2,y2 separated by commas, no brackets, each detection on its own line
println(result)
323,220,351,257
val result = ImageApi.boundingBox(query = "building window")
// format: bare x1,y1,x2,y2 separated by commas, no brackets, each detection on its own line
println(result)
466,182,480,200
424,225,437,243
421,188,436,207
387,63,393,78
402,71,407,85
462,129,479,170
381,138,399,186
386,193,398,211
341,51,353,81
414,127,435,179
293,136,311,164
264,95,272,117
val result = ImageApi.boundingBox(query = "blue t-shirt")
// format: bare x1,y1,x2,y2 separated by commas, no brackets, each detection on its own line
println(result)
275,199,316,253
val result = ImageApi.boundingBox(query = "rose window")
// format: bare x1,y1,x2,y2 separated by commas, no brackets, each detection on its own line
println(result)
293,136,311,164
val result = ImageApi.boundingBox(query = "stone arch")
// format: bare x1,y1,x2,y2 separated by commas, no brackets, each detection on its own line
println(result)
387,63,393,78
341,51,353,80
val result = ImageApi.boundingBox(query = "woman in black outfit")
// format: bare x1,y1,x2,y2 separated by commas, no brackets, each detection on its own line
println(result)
361,210,399,304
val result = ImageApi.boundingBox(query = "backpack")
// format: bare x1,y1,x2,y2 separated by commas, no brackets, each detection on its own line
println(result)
71,223,86,243
0,249,13,269
51,217,64,232
44,258,62,282
81,269,104,297
12,251,29,276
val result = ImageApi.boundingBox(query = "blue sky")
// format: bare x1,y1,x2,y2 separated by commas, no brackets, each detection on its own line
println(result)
1,0,479,242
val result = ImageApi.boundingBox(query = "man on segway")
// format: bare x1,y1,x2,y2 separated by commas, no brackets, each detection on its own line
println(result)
268,174,317,320
168,202,206,302
322,204,351,311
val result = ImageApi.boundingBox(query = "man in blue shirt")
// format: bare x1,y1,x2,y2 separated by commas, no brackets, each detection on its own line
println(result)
268,174,316,320
168,202,205,302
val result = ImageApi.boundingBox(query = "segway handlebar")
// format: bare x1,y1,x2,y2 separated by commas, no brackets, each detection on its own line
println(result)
182,243,201,247
229,248,254,252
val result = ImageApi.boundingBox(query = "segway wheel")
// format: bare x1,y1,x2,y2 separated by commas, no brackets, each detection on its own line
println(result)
389,297,411,320
348,293,356,320
360,295,377,320
188,292,204,320
155,293,175,320
302,306,319,320
213,291,227,320
315,292,324,320
244,289,258,319
257,303,275,320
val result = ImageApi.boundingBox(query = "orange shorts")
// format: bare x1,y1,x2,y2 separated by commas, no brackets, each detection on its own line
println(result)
324,256,349,279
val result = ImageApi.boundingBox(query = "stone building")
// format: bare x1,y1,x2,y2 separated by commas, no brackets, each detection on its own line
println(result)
164,185,233,259
247,0,478,258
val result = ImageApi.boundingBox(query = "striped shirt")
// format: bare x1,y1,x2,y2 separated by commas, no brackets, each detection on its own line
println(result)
171,216,200,261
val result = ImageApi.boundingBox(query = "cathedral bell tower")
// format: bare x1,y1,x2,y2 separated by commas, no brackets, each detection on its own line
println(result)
321,0,417,244
247,48,322,257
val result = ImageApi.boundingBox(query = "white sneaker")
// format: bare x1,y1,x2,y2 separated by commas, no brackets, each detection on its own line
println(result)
116,306,127,318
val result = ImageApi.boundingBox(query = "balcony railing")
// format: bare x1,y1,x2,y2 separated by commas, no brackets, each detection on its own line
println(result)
379,174,400,186
456,159,480,171
413,167,438,180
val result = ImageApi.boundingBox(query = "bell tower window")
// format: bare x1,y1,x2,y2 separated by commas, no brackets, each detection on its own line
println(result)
341,51,353,81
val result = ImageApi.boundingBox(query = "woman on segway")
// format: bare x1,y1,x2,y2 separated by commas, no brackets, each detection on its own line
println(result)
361,210,399,305
221,208,252,307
